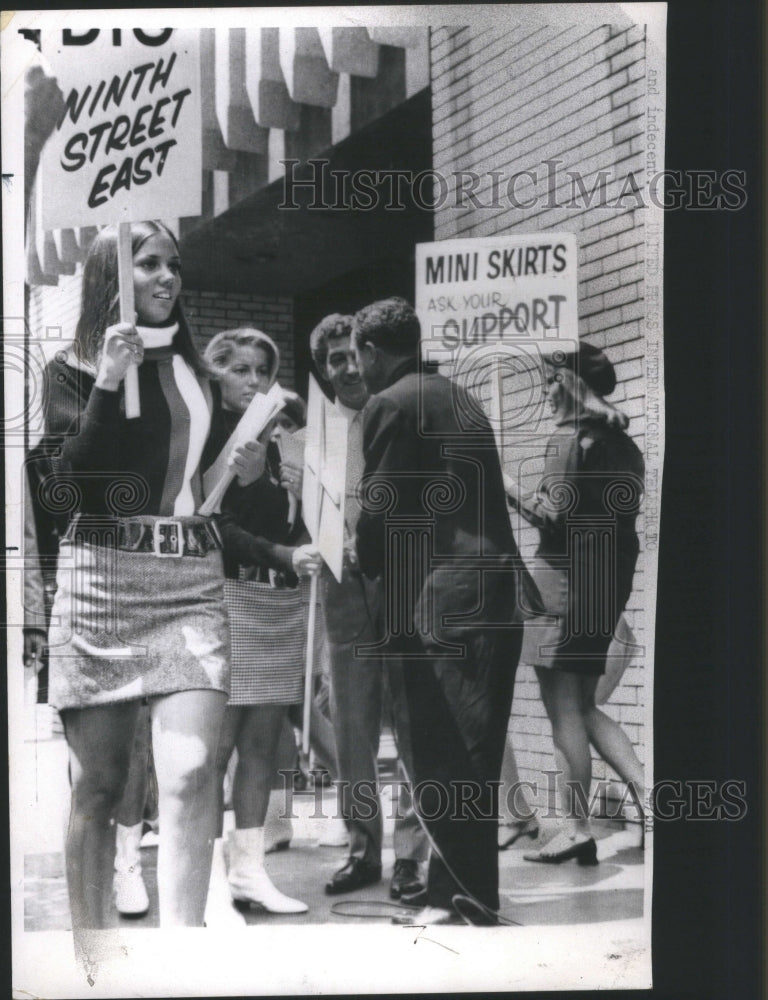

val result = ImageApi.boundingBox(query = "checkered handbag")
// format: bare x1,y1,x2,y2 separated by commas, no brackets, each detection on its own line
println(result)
224,576,310,705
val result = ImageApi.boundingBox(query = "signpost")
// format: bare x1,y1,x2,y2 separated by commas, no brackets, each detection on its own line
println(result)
300,377,348,757
301,376,347,584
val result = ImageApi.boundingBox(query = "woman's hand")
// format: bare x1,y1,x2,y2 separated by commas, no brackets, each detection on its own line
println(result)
95,323,144,391
23,630,46,674
342,537,359,572
231,440,267,486
280,461,303,499
291,544,324,577
502,471,522,502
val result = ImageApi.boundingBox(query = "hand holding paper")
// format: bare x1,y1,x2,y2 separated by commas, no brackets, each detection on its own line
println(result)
275,426,306,525
279,461,303,500
200,382,288,515
231,440,267,486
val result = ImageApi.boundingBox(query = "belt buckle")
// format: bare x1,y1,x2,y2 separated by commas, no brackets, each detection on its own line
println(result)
207,519,223,549
153,519,185,557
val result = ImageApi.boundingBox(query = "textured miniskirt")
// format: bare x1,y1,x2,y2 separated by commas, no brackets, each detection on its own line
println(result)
48,537,231,711
224,576,311,706
520,562,621,677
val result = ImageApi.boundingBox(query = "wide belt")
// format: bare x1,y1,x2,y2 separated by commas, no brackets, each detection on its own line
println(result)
64,514,223,558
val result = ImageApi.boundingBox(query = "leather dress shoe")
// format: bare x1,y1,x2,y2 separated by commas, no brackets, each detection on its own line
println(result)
324,857,382,895
389,859,424,900
400,885,428,908
392,906,462,926
452,895,500,926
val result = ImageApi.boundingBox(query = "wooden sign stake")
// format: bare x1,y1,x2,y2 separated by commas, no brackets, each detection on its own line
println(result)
117,222,140,419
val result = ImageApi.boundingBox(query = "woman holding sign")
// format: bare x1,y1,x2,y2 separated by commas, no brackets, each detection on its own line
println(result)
505,343,645,864
204,329,322,914
44,221,263,929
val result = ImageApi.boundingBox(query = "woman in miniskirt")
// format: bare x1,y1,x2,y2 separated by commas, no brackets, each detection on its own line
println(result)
203,329,322,914
505,343,646,865
44,222,263,928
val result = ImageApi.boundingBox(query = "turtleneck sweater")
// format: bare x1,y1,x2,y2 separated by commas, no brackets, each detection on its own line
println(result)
42,332,214,519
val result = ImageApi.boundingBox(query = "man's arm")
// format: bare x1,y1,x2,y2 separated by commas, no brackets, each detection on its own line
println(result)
355,395,413,579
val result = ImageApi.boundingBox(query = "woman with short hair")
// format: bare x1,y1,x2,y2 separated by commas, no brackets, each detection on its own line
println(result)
506,343,646,864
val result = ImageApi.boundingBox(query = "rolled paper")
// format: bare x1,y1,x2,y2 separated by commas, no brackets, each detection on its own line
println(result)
199,382,289,515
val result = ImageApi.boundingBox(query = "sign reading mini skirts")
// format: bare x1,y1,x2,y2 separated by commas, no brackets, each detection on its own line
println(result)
416,233,578,369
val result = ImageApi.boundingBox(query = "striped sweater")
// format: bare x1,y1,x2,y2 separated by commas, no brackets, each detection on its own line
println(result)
43,346,216,519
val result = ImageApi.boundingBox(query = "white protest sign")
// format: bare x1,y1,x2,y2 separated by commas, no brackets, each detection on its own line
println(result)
415,233,578,367
39,28,202,230
302,376,347,583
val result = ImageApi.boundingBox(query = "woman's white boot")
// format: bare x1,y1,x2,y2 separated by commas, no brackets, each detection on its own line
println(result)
228,827,307,913
114,822,149,916
204,833,246,928
264,788,294,854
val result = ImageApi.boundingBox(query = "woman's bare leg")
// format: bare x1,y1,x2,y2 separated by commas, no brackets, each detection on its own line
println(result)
61,702,140,928
536,668,592,837
151,689,227,926
581,677,645,819
498,735,537,822
232,704,287,828
116,703,151,827
213,706,243,835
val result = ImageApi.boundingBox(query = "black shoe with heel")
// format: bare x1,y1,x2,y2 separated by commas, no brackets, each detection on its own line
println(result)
523,834,599,866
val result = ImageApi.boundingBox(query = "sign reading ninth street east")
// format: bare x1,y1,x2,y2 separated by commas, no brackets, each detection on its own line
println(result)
39,28,201,230
415,233,578,365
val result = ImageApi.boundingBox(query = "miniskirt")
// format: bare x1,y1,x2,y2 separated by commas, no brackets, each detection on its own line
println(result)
224,576,311,706
520,562,624,676
48,538,230,711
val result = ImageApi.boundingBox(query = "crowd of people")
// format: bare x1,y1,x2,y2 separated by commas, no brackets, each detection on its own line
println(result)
22,219,645,932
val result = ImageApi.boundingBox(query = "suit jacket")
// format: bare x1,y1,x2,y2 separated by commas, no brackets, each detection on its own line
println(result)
356,358,522,656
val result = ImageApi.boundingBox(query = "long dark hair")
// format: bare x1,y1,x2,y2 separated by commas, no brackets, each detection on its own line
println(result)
73,221,205,375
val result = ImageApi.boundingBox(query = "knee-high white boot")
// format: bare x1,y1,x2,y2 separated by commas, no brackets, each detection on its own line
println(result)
114,822,149,916
228,827,307,913
264,788,294,854
204,832,246,928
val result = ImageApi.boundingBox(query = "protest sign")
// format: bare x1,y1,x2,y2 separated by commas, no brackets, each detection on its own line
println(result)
39,28,202,417
39,28,202,229
417,234,579,466
415,232,578,368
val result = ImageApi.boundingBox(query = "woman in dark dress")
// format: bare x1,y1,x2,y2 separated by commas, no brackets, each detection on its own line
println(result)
506,343,645,864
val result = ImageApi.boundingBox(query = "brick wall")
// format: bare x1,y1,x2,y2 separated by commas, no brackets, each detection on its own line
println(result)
431,22,648,812
183,290,295,389
28,279,296,387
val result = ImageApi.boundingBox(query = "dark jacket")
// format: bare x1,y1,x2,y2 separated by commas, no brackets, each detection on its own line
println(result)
356,358,524,654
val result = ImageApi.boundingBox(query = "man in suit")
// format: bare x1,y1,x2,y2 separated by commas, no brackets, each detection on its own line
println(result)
353,297,524,926
309,314,427,899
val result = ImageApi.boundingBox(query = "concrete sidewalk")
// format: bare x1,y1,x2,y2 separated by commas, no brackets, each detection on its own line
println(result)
19,719,645,934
